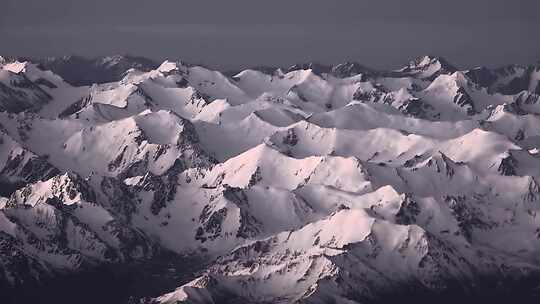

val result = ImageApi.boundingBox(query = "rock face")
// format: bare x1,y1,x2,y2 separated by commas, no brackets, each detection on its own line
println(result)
0,70,52,113
34,55,159,86
2,55,540,304
466,63,540,95
0,131,60,196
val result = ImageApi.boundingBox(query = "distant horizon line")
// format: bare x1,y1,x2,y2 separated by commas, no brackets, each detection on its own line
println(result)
2,53,539,73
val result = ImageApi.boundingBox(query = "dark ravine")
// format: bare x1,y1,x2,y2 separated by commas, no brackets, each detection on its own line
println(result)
0,252,207,304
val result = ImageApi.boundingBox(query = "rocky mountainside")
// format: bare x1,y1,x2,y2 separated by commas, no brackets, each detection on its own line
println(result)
32,55,159,86
1,55,540,304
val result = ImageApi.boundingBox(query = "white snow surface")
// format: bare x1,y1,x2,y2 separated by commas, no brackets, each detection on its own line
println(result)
1,56,540,303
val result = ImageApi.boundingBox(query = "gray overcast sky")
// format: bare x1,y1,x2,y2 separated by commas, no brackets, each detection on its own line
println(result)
1,0,539,70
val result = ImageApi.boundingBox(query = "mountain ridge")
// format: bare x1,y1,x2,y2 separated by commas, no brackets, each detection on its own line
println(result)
1,54,540,304
3,54,538,91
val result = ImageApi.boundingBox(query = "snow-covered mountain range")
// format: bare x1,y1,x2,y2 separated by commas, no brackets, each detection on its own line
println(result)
1,54,540,303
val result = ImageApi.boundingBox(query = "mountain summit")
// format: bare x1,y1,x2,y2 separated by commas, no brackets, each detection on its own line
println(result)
398,55,458,80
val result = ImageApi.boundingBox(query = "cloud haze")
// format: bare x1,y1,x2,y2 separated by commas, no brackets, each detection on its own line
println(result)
1,0,538,69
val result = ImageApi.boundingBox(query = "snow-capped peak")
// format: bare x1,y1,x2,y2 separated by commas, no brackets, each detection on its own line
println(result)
399,55,457,80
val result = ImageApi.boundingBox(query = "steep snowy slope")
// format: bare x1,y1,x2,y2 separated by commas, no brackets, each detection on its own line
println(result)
1,55,540,304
